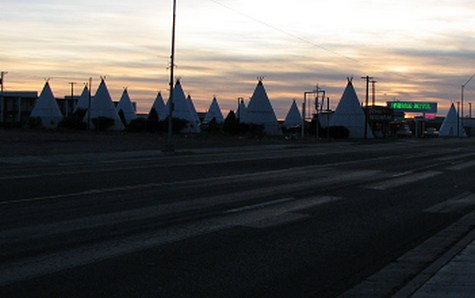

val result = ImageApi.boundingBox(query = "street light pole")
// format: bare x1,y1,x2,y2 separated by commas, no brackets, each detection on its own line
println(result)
362,76,373,140
88,77,92,130
68,82,76,118
303,86,318,139
165,0,177,152
0,71,7,123
461,73,475,135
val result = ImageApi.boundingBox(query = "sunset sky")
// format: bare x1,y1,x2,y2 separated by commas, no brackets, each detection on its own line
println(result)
1,0,475,118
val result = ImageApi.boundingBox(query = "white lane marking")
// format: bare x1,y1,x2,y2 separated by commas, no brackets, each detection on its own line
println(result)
424,192,475,214
244,212,310,229
446,160,475,171
1,168,380,206
224,197,294,214
392,171,413,177
218,196,342,228
435,152,475,162
0,195,341,286
366,171,442,191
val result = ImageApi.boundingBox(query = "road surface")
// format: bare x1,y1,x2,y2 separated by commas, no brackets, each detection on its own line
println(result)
1,138,475,297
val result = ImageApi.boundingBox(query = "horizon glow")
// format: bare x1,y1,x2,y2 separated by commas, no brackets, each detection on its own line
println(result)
1,0,475,118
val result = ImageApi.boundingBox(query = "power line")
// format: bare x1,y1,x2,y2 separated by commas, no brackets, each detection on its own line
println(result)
207,0,421,87
207,0,360,64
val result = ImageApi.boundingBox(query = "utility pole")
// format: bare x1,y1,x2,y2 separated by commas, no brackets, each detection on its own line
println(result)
315,86,326,139
457,101,461,126
165,0,177,153
303,85,318,138
461,73,475,135
88,77,92,130
371,79,377,106
0,71,7,92
469,102,472,118
362,76,373,139
0,71,7,123
68,82,76,117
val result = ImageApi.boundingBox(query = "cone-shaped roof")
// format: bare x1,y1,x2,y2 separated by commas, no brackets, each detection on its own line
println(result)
84,79,124,131
330,80,373,138
116,88,137,125
163,80,200,133
149,92,166,120
439,103,466,137
73,85,90,112
30,81,63,128
187,95,201,124
203,97,224,124
236,99,248,122
283,100,302,127
244,80,281,135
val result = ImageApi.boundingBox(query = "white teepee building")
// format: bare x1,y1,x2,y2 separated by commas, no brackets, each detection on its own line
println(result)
236,98,248,123
163,80,200,133
30,81,63,128
116,88,137,125
187,95,201,125
73,85,90,113
84,79,124,131
244,80,281,135
439,103,467,137
283,100,302,128
149,92,166,120
203,97,224,124
330,80,374,138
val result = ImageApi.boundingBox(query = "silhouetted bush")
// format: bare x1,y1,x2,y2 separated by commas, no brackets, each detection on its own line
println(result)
25,117,42,129
159,117,189,133
204,118,222,134
127,118,147,132
59,108,87,130
326,126,350,139
307,118,325,137
145,119,163,133
223,111,239,135
148,108,159,121
282,125,301,140
92,117,115,131
118,110,127,127
239,123,265,138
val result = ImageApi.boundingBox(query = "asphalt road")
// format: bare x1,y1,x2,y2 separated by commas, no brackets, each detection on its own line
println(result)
1,138,475,297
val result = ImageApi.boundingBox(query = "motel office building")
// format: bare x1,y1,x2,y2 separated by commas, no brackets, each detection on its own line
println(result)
0,91,77,127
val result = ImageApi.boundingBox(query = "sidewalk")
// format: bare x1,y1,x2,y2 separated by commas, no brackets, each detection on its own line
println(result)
340,208,475,297
410,238,475,297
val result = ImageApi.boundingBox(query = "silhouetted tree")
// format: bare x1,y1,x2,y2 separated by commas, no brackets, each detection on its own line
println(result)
59,108,87,130
128,118,147,132
148,108,159,121
118,110,127,127
223,111,239,135
92,117,115,131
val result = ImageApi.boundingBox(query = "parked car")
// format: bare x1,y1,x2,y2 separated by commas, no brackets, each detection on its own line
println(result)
424,127,439,137
396,125,412,137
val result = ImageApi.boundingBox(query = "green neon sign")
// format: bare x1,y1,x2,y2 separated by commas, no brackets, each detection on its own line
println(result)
387,101,437,113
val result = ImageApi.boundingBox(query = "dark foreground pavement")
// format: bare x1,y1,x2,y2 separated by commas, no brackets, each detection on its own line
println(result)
1,132,475,297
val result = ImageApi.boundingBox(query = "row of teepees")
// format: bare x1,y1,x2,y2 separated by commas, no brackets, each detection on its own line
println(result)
28,78,466,137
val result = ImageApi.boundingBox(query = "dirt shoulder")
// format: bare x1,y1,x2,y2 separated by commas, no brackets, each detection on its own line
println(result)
0,129,299,157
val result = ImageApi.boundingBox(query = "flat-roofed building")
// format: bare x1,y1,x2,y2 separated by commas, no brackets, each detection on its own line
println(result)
0,91,38,127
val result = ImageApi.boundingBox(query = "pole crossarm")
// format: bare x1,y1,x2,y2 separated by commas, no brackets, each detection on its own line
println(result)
461,73,475,129
463,73,475,88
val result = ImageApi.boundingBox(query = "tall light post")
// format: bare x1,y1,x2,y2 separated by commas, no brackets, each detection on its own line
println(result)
68,82,76,118
302,86,317,138
461,73,475,134
164,0,177,152
362,76,374,140
87,77,92,130
0,71,7,123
